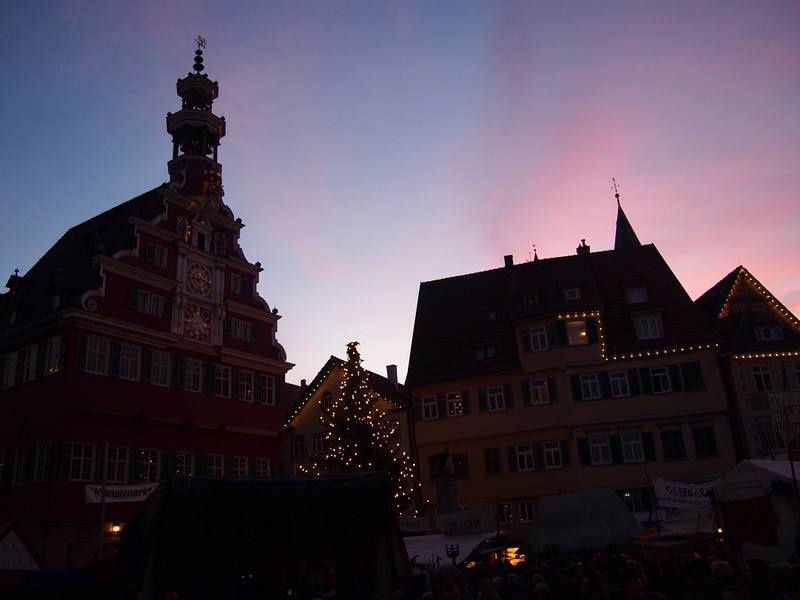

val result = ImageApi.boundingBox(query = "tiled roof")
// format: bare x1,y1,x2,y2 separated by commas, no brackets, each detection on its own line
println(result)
0,187,165,334
406,244,721,386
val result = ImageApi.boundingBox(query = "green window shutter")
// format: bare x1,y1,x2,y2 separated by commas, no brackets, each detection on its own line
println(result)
109,342,121,377
128,288,139,308
520,329,531,353
577,438,591,466
162,452,177,479
146,244,156,261
681,362,705,389
546,324,557,348
413,397,422,421
253,375,264,404
231,368,241,399
560,440,571,466
534,443,544,469
461,390,471,414
250,324,259,341
628,369,640,396
0,356,5,386
669,365,683,391
35,342,46,378
196,454,208,476
241,278,250,294
23,446,36,483
557,321,568,345
640,369,653,395
548,377,558,403
223,318,233,335
521,381,532,406
643,432,657,461
504,384,514,409
140,348,153,383
15,349,24,384
478,388,489,412
610,436,623,464
436,393,446,417
171,355,185,389
275,379,282,406
75,334,88,370
59,442,73,480
203,363,215,394
599,371,612,399
507,447,518,473
95,444,105,482
162,299,173,318
570,375,582,401
129,449,142,483
1,450,14,486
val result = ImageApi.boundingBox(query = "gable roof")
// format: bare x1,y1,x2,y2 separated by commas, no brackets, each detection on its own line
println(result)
695,266,800,355
1,187,166,335
407,244,720,386
285,355,409,426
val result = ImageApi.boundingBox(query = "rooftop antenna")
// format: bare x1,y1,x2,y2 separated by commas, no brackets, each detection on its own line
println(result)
611,177,621,206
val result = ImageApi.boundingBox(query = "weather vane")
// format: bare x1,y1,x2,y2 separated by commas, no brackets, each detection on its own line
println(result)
195,35,206,49
611,177,621,194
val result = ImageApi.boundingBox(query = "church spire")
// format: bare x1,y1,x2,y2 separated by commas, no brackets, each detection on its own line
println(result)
612,179,641,250
166,37,226,201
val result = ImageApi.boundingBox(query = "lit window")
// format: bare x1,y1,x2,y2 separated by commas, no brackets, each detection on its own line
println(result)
498,503,513,524
566,320,589,345
447,392,463,417
137,449,160,482
623,491,645,513
45,336,62,375
529,379,550,405
175,453,194,476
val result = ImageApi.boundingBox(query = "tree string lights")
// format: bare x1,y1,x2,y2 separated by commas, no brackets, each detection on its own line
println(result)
303,341,417,514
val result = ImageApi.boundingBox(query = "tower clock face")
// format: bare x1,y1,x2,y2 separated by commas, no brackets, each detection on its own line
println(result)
187,263,212,296
184,304,211,340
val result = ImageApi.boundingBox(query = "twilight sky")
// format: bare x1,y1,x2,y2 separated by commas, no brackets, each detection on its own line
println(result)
1,1,798,385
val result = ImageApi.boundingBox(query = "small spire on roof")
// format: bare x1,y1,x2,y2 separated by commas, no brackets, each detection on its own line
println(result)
612,177,642,250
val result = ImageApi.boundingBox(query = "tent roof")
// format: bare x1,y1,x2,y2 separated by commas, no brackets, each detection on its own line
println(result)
520,488,644,554
716,459,800,502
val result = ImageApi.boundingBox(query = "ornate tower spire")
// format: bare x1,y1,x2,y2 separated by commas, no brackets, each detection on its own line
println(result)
612,178,642,250
166,38,226,202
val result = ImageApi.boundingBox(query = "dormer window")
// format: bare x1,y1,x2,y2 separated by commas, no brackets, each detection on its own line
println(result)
525,293,540,306
637,315,662,340
322,391,332,409
626,286,648,304
755,326,783,341
564,287,581,300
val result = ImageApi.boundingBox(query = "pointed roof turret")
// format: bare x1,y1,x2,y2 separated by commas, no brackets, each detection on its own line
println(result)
612,181,641,250
165,37,226,201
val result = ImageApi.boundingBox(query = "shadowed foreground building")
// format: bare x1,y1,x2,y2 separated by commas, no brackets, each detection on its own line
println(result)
406,201,737,541
0,49,292,569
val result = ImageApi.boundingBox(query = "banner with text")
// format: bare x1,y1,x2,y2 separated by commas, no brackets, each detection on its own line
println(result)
653,477,720,509
437,504,493,535
85,483,159,504
771,392,800,443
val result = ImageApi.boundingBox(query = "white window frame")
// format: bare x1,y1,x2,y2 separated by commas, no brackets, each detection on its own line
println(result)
34,442,55,482
639,317,661,339
589,436,612,466
487,385,506,411
610,371,630,398
137,449,160,483
86,336,110,375
752,366,773,392
230,457,247,477
519,500,535,522
314,432,328,454
516,444,535,471
321,391,333,409
256,374,276,405
207,455,224,477
70,443,96,481
291,436,305,458
580,373,601,400
147,244,167,267
527,326,549,352
106,446,129,483
184,359,202,392
422,395,438,420
151,350,170,386
118,343,141,381
251,458,272,477
650,367,671,394
175,452,194,477
23,345,37,382
621,432,644,463
498,502,513,524
238,370,254,402
13,447,27,485
2,351,17,388
45,336,62,375
215,366,231,397
543,440,563,469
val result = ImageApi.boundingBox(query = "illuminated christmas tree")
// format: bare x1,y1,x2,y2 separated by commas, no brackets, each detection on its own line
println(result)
305,341,417,514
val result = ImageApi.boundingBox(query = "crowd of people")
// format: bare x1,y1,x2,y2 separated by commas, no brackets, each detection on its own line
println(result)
417,547,800,600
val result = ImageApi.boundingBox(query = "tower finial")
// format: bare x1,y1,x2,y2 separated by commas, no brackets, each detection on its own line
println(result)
192,36,207,74
611,177,621,206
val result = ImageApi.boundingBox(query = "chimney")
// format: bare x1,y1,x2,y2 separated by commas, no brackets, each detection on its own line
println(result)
504,255,514,268
300,379,307,388
386,364,398,387
576,239,590,255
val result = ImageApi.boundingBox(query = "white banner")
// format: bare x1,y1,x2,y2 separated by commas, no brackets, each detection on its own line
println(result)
437,504,493,535
770,392,800,443
85,483,159,504
653,477,719,509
